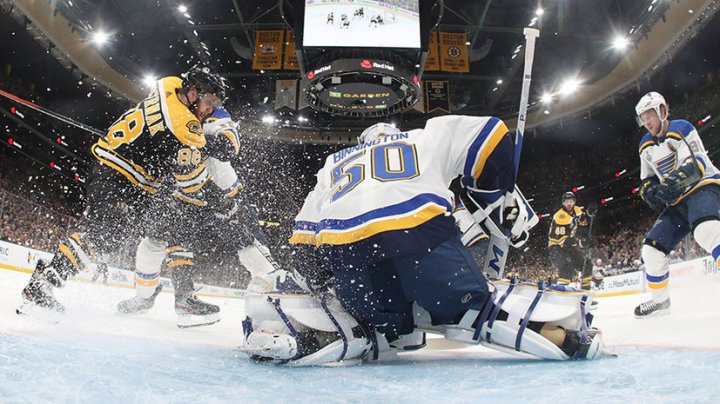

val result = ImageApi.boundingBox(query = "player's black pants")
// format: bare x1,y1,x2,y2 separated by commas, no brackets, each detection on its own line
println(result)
548,245,589,285
46,164,149,279
331,236,491,342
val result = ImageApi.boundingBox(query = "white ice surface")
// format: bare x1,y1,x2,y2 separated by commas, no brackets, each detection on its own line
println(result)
2,268,720,402
303,4,420,48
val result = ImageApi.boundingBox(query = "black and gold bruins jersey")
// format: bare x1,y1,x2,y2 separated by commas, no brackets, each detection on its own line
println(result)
91,76,211,207
547,206,587,248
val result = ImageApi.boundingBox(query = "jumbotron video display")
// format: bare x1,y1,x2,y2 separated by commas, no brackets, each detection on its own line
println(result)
303,0,420,48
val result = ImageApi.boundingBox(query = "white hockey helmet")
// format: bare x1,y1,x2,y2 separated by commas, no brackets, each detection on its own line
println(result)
357,122,401,144
635,92,668,126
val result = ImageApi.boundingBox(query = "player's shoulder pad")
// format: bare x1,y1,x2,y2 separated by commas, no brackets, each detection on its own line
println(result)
666,119,696,141
159,76,206,148
553,209,572,225
572,206,584,215
638,132,654,154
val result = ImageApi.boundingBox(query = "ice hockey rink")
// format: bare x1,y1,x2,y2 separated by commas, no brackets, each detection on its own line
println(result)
2,264,720,402
303,4,420,48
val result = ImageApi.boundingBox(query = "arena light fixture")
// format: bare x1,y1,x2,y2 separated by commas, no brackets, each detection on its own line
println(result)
535,8,545,16
559,78,581,95
612,35,630,51
540,93,553,104
142,74,157,87
261,114,275,124
91,30,110,46
178,5,188,13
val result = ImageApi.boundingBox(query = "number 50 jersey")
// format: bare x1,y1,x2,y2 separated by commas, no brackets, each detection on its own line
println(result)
290,115,515,260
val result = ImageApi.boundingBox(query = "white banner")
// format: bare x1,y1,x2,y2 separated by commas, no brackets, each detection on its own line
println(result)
0,239,246,299
596,255,719,297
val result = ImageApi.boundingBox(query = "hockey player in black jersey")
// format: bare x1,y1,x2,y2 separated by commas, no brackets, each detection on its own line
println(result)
547,192,590,287
17,65,229,316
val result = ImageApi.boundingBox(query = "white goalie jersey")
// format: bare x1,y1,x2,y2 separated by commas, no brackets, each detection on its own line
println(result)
638,119,719,204
290,115,511,247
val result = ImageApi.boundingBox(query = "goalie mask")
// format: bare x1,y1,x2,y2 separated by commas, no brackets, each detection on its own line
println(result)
357,123,401,144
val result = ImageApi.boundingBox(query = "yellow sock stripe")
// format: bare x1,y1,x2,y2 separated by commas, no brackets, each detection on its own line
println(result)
135,275,160,287
647,279,669,289
167,259,194,269
557,277,571,283
165,246,186,254
58,243,80,270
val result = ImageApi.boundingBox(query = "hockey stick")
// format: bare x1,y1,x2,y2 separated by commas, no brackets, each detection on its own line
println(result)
513,28,540,181
579,203,598,287
481,28,540,279
0,88,105,137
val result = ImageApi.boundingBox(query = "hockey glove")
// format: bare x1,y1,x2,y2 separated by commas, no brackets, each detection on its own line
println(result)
659,160,701,203
638,177,666,212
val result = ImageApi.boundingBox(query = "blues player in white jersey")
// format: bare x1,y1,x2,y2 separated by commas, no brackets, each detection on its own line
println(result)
239,117,609,365
634,92,720,317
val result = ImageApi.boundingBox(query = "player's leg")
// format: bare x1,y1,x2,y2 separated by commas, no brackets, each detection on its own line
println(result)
169,250,220,328
18,166,139,314
395,236,490,325
395,236,605,359
635,209,688,317
116,237,166,314
333,260,414,342
687,186,720,268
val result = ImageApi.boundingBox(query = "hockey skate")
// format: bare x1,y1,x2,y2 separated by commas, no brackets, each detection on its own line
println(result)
16,261,66,315
175,293,220,328
634,298,671,318
117,284,163,315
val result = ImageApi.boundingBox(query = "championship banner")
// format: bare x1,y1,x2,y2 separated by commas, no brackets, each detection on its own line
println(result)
252,30,284,70
425,80,450,113
424,31,440,71
283,30,299,70
439,32,469,73
275,79,298,110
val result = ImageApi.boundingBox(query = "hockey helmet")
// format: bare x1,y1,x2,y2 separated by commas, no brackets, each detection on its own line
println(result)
635,92,667,126
182,64,230,104
562,191,576,203
357,122,401,144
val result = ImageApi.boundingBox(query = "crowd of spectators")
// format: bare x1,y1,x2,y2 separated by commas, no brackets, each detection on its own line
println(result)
1,62,718,289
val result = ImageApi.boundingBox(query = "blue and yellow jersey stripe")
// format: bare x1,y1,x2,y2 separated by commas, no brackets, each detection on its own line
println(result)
290,193,453,246
638,133,655,154
462,117,509,187
671,174,720,205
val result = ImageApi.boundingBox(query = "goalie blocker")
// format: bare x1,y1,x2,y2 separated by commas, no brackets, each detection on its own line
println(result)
239,279,610,365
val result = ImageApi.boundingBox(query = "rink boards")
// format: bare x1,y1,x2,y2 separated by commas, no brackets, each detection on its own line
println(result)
2,239,717,299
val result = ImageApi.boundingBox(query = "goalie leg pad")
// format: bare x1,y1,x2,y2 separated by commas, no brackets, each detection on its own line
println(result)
241,293,390,366
417,280,607,360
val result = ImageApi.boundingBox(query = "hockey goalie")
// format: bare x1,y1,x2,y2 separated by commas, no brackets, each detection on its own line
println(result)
239,117,612,365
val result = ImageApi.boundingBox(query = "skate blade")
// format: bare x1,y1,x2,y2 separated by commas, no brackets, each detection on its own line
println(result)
16,302,63,323
177,312,221,328
634,308,671,319
116,309,150,316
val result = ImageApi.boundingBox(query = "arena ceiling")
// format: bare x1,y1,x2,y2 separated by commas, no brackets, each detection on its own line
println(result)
3,0,718,140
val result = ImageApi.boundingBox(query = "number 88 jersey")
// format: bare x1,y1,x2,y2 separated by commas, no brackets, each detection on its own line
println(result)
291,115,514,248
91,77,210,207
